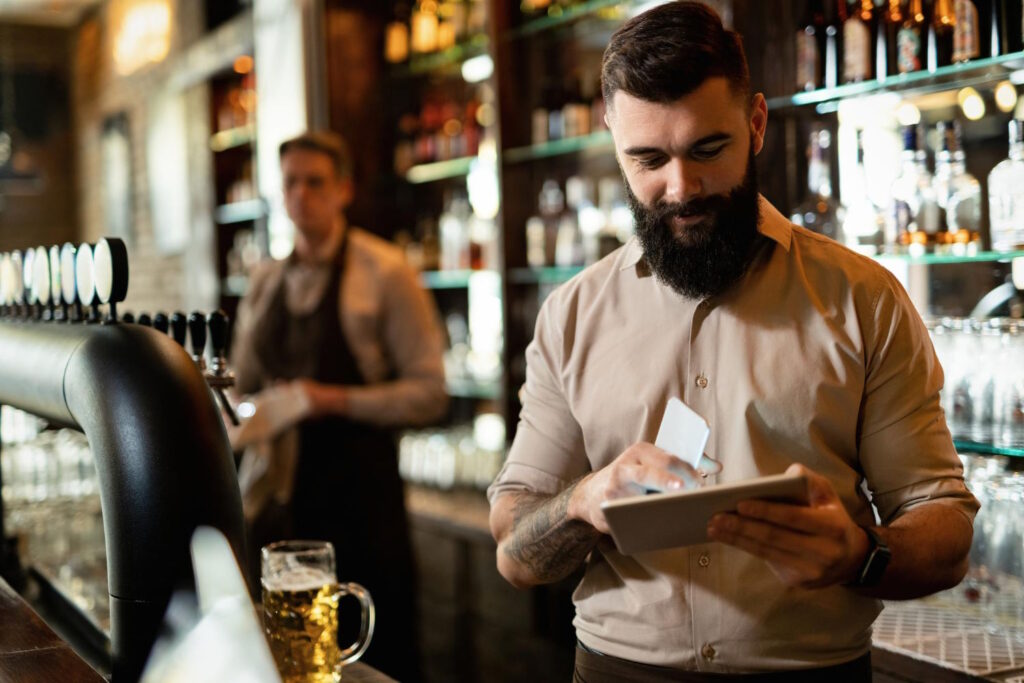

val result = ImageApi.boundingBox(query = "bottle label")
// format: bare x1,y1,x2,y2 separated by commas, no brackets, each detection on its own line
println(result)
953,0,980,62
897,26,923,72
796,30,820,90
844,18,872,81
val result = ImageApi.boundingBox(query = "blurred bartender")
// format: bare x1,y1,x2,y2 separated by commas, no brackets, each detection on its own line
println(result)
489,3,978,682
231,130,447,682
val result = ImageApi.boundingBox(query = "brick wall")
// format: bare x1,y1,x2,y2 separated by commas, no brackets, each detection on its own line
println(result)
71,2,250,316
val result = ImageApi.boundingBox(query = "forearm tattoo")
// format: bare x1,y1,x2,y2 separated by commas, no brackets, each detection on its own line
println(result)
504,483,601,583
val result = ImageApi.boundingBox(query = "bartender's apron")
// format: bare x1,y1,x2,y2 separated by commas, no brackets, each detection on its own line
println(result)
263,231,421,681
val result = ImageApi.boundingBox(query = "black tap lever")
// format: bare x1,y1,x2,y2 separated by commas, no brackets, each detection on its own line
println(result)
170,311,187,347
152,312,169,334
137,313,152,327
204,310,237,425
187,311,207,370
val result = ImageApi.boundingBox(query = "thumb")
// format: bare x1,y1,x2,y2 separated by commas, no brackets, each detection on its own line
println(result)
698,454,723,476
785,463,835,506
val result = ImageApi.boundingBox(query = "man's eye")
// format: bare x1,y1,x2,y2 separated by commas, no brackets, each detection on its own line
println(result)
693,145,726,160
637,156,666,169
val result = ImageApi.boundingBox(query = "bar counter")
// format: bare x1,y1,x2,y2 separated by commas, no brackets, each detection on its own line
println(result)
404,485,1008,683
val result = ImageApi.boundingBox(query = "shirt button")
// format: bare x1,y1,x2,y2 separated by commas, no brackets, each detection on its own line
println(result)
696,374,709,388
701,643,716,660
698,553,710,568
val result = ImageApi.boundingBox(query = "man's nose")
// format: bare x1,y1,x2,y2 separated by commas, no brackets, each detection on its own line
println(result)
662,158,703,204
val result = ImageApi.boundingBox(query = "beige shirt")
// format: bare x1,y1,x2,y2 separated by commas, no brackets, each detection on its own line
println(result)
488,197,979,672
231,226,448,428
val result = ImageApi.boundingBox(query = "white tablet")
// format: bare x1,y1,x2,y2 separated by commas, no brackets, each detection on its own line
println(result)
600,472,810,555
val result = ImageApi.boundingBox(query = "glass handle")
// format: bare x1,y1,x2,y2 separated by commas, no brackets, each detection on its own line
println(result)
336,582,375,668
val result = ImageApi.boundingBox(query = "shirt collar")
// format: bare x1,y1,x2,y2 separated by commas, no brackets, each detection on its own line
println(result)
619,195,792,273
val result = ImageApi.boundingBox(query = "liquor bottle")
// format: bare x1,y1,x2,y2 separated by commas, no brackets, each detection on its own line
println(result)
995,0,1024,54
897,0,927,73
791,128,844,242
842,130,886,255
439,192,472,270
930,0,957,69
411,0,440,55
952,0,981,62
932,121,981,254
824,0,848,88
797,0,826,92
889,125,939,255
556,178,586,267
877,0,903,80
561,76,590,139
844,0,875,82
988,119,1024,253
384,3,411,64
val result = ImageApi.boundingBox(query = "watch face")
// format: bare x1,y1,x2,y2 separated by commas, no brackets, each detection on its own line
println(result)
76,243,96,307
34,246,51,305
60,243,77,305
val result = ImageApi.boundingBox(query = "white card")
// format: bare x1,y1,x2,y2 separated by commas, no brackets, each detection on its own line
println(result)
654,397,710,469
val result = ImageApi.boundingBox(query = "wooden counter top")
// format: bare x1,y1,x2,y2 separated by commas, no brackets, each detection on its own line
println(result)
0,576,104,682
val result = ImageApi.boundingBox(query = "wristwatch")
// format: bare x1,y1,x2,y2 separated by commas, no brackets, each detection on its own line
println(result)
850,526,891,587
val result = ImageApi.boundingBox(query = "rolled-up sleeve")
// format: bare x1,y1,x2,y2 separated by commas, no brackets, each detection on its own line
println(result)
858,272,979,524
487,291,590,505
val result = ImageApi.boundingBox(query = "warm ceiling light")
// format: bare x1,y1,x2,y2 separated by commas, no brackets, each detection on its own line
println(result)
233,55,254,75
995,81,1018,113
111,0,172,75
958,87,986,120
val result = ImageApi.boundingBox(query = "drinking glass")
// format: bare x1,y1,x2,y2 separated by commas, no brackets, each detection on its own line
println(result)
261,541,374,683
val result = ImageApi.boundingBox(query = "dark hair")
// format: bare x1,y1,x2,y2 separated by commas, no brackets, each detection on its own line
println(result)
601,2,750,111
278,130,352,179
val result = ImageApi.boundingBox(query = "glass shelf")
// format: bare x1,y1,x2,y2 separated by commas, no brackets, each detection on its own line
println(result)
510,266,585,285
954,438,1024,458
406,156,475,184
766,51,1024,112
420,270,475,289
510,0,633,38
209,124,255,152
504,130,613,164
215,199,267,225
446,376,502,400
391,35,489,77
874,250,1024,266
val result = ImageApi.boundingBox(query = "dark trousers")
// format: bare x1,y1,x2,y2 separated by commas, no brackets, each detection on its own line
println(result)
573,647,872,683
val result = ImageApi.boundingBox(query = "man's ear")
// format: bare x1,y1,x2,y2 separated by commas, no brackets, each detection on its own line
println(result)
749,93,768,155
338,178,355,210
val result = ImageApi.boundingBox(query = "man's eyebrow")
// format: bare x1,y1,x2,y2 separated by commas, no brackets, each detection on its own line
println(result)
623,132,733,157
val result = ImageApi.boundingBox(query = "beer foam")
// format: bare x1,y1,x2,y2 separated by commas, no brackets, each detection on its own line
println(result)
263,566,336,592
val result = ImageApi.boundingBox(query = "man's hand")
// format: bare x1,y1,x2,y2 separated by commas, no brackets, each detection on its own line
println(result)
568,443,722,534
706,463,869,589
292,378,348,418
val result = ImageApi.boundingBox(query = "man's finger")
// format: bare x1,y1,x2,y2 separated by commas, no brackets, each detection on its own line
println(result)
735,500,837,538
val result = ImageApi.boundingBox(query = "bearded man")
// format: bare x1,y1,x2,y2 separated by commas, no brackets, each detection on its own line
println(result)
487,3,978,682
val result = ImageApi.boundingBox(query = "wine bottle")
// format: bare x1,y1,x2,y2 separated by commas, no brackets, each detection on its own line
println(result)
952,0,981,63
897,0,927,73
797,0,826,91
844,0,876,83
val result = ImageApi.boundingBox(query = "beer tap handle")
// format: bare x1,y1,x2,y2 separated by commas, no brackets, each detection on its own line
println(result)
121,312,135,324
207,310,229,365
153,312,169,334
188,311,207,370
137,313,152,327
170,311,188,347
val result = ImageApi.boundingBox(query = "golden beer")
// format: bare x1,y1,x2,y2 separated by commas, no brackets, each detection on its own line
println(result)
263,575,343,683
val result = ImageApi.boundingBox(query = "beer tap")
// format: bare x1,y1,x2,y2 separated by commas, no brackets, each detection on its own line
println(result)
137,313,153,327
153,312,169,334
121,312,136,324
188,312,207,372
170,312,188,347
206,310,238,426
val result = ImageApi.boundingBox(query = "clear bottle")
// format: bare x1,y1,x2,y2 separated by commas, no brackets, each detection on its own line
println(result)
889,125,939,255
843,0,875,83
896,0,927,74
791,128,844,242
988,119,1024,253
797,0,826,92
933,120,981,255
439,192,471,270
842,129,886,255
952,0,981,63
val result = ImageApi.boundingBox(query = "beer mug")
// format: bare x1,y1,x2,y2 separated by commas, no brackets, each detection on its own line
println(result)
261,541,375,682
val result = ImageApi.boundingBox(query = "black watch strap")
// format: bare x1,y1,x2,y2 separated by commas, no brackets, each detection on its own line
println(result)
851,526,891,587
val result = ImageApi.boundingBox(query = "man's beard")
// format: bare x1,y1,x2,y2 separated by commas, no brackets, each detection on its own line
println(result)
626,147,764,299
